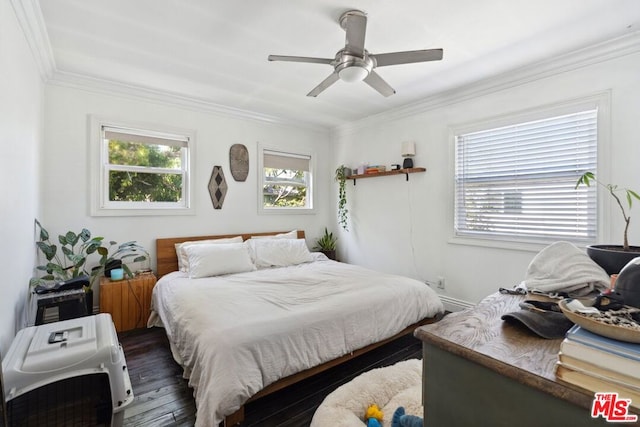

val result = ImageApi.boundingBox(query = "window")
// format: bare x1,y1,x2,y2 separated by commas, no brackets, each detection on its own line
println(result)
454,108,598,244
259,147,314,213
90,117,194,216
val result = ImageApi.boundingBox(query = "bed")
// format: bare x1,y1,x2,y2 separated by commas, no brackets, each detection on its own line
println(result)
148,230,444,426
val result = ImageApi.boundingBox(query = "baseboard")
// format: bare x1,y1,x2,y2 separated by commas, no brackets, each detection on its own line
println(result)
439,295,475,312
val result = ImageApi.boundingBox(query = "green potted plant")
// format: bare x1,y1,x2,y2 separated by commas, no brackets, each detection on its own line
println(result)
30,220,149,313
30,220,105,288
575,172,640,274
335,165,349,231
314,227,338,260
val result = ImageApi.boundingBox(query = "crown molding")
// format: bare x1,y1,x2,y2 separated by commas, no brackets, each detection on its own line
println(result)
16,0,639,135
332,30,640,137
13,2,326,132
48,70,329,133
11,0,55,81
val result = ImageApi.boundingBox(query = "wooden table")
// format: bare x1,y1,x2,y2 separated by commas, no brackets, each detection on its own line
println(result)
414,292,637,426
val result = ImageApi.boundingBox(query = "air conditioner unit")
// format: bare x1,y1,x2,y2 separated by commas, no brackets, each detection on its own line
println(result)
2,313,133,426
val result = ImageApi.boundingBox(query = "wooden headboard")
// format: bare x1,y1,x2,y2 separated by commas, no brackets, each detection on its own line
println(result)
156,230,305,278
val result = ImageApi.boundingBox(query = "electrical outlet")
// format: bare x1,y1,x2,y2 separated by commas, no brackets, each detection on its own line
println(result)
437,276,445,289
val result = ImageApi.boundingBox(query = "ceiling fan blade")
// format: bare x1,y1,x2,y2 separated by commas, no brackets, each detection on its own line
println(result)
307,72,340,97
371,49,443,67
268,55,333,65
363,71,396,97
343,10,367,57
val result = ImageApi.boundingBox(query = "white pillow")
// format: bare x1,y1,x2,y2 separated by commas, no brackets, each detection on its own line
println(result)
249,238,313,268
175,236,243,272
185,242,256,279
250,230,298,240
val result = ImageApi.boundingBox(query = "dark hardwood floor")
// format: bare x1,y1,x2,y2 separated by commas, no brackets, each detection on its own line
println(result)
119,326,423,427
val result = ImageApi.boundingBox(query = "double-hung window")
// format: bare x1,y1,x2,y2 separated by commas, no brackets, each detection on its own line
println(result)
259,147,314,213
90,117,194,216
454,106,599,244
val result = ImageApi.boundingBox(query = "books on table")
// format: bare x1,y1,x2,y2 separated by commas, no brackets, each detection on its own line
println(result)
555,364,640,410
555,324,640,410
564,324,640,362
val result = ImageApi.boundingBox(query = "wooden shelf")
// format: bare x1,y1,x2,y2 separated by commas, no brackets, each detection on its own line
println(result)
346,167,426,184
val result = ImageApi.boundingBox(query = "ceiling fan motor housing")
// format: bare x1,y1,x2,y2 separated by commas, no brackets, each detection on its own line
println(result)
334,50,373,81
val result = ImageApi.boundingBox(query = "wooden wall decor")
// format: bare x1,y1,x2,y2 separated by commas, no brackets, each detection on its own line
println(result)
208,165,228,209
229,143,249,182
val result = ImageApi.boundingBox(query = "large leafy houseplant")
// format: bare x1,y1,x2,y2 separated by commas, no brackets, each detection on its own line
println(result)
30,220,148,291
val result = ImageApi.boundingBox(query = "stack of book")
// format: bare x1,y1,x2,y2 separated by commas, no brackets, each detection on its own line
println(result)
555,324,640,410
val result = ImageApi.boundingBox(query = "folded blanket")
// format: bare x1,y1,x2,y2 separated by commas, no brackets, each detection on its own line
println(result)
523,241,609,295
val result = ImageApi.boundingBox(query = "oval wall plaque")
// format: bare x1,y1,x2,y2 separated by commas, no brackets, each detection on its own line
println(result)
229,144,249,182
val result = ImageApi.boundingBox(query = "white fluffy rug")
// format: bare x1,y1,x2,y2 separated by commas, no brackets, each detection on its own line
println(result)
310,359,423,427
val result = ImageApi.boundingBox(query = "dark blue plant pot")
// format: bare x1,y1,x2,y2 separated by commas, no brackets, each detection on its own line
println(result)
586,244,640,275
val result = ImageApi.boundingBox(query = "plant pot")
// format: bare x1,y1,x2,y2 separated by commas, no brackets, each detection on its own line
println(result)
321,250,336,261
586,245,640,275
85,289,94,315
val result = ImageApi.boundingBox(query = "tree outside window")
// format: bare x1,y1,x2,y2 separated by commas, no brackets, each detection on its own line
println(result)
260,148,313,212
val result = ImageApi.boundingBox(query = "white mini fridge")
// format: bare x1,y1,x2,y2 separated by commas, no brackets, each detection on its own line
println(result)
2,313,134,426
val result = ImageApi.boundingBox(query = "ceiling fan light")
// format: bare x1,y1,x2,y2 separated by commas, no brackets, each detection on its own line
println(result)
338,65,369,82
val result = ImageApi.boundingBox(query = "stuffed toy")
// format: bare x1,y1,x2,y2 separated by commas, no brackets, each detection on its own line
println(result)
391,406,423,427
365,404,384,427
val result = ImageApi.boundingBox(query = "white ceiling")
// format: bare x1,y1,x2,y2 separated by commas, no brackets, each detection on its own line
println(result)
37,0,640,129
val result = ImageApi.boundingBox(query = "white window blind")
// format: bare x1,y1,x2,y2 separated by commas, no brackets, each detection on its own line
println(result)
454,109,597,243
263,150,310,171
103,127,189,148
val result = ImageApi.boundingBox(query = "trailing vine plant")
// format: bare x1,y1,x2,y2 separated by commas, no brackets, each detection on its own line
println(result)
335,165,349,231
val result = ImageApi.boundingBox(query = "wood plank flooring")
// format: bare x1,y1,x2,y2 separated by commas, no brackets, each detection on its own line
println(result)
119,326,423,427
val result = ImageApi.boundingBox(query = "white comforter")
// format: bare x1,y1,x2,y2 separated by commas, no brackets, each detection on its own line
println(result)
148,256,443,426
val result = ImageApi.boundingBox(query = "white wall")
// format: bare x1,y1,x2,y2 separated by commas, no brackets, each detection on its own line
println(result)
333,47,640,307
42,85,332,307
0,2,45,354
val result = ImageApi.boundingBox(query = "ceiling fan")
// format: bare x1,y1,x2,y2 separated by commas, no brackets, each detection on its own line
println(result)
268,10,443,97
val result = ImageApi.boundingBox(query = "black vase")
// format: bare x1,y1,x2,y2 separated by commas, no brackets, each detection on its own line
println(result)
85,289,94,315
321,250,336,261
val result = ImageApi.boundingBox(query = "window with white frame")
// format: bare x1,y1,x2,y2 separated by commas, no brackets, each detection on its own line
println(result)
259,147,314,212
90,117,194,216
454,108,598,244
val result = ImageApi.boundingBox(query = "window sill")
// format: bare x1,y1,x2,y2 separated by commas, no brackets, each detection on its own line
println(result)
259,207,316,215
448,236,590,253
90,207,196,217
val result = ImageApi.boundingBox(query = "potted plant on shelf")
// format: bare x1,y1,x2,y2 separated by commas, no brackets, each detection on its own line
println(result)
335,165,349,231
30,220,149,313
575,172,640,274
314,227,338,260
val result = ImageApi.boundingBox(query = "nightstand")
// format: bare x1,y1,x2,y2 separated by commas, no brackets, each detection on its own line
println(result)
99,273,157,332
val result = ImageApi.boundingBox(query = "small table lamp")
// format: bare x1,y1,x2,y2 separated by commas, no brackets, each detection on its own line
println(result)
401,141,416,169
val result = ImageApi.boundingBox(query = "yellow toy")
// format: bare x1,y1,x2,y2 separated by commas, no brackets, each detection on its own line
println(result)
365,404,384,427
